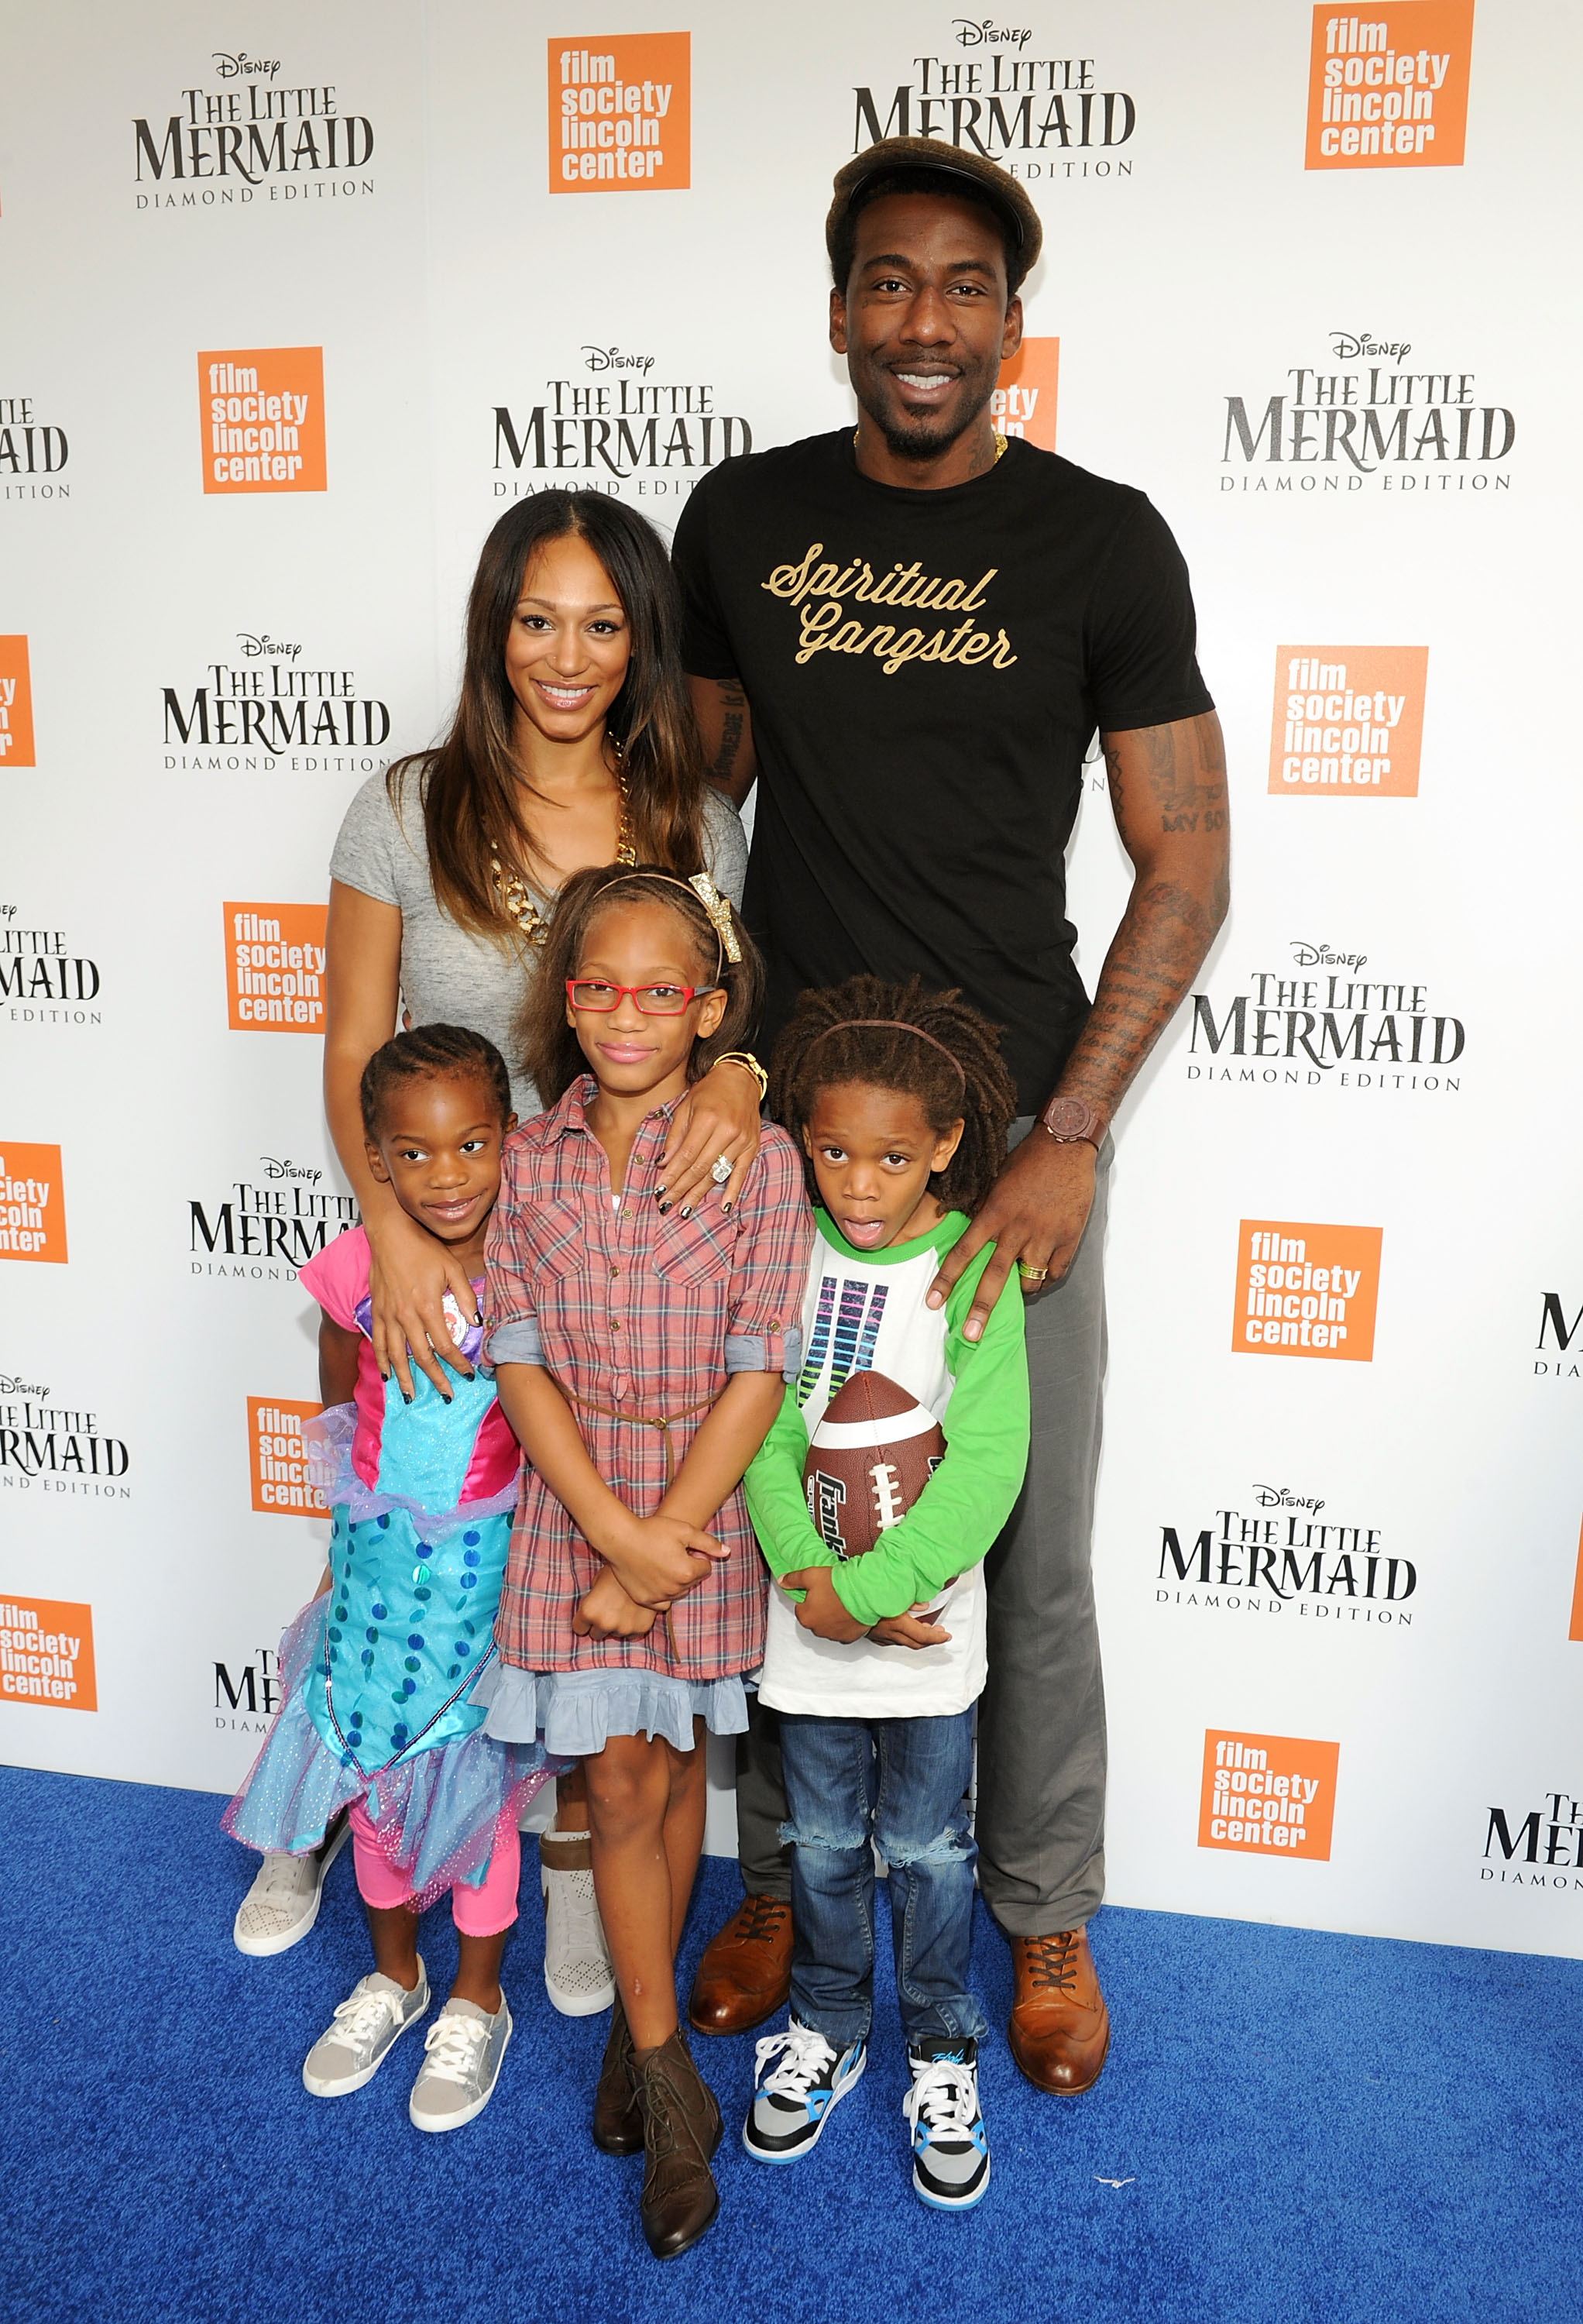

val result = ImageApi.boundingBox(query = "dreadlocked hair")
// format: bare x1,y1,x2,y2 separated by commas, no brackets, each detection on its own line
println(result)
768,975,1017,1215
359,1023,513,1140
517,861,764,1106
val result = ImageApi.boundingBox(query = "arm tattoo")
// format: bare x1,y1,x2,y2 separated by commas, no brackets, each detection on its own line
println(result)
1063,715,1231,1121
708,679,747,782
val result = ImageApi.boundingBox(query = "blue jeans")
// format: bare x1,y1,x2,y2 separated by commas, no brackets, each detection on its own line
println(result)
778,1707,987,2050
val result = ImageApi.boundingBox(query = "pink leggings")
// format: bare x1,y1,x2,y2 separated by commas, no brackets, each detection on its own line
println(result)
349,1801,521,1937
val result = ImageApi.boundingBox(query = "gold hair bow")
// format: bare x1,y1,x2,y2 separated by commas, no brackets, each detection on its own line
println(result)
687,873,743,964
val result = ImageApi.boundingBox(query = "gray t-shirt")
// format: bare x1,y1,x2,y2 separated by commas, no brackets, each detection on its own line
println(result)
329,761,748,1119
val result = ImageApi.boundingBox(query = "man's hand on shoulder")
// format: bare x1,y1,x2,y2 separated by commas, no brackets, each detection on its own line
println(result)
927,1132,1096,1342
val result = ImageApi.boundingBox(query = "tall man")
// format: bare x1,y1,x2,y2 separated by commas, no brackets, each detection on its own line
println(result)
672,139,1228,2095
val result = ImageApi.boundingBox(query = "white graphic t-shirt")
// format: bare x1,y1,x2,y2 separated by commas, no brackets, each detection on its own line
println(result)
749,1209,1028,1721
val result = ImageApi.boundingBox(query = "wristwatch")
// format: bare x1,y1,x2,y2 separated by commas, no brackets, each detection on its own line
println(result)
1037,1093,1105,1149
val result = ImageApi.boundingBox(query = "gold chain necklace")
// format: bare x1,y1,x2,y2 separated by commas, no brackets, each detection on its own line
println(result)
488,754,637,950
852,426,1008,464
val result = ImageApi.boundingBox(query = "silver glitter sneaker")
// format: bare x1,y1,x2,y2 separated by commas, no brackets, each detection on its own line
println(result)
408,1996,513,2133
302,1963,430,2098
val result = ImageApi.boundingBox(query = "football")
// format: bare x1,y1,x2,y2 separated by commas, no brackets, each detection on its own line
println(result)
802,1370,945,1561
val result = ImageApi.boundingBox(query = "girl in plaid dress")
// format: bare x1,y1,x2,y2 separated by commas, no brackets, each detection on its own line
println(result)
476,864,809,2260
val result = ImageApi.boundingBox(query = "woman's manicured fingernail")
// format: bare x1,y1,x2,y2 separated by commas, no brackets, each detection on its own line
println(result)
679,1205,692,1220
720,1201,732,1215
654,1183,667,1198
401,1391,413,1405
658,1200,671,1215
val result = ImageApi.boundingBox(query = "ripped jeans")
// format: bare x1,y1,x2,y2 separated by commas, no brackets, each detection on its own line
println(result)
778,1707,987,2049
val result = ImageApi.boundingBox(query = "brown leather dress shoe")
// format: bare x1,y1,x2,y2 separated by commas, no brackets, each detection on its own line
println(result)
1008,1927,1111,2095
687,1893,793,2037
634,2027,723,2260
592,1993,642,2156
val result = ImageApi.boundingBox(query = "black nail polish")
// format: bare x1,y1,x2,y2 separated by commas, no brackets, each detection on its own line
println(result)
658,1201,671,1215
679,1205,692,1220
654,1184,667,1198
402,1391,413,1405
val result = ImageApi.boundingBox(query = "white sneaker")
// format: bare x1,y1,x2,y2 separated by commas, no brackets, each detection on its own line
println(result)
302,1962,430,2097
903,2038,991,2211
234,1817,351,1958
540,1830,616,2016
408,1996,513,2133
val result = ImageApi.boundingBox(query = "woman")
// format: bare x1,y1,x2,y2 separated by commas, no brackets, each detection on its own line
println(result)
310,493,763,2009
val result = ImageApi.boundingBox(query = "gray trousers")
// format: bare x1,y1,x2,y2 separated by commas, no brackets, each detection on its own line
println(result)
735,1126,1111,1937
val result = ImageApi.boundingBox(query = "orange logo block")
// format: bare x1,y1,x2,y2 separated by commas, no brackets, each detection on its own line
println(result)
1306,2,1475,170
225,903,328,1033
248,1397,326,1516
199,349,327,493
0,1593,97,1711
1269,645,1427,796
0,1142,67,1263
1234,1220,1382,1361
1569,1518,1583,1642
549,32,690,192
992,339,1059,452
0,636,36,767
1200,1731,1339,1858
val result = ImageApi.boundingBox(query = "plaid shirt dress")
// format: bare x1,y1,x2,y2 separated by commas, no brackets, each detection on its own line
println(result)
484,1075,811,1684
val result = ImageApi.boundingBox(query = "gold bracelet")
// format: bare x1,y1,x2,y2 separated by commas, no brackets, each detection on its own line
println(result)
712,1050,768,1102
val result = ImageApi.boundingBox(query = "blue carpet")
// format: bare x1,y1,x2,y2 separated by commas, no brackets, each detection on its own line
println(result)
2,1764,1578,2324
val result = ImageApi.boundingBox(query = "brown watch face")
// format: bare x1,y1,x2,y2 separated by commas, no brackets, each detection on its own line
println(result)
1042,1097,1101,1144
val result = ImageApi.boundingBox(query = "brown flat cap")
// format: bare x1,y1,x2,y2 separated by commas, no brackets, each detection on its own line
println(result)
827,136,1042,283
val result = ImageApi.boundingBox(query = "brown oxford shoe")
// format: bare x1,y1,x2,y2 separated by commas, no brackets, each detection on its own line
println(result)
687,1893,793,2037
1007,1927,1111,2095
634,2027,723,2261
592,1992,643,2156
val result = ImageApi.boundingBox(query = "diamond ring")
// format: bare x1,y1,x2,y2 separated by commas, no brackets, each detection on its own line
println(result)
709,1153,733,1186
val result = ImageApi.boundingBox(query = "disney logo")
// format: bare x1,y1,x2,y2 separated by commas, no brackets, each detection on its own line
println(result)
582,346,655,375
1290,941,1367,971
1254,1485,1326,1514
1330,332,1412,362
953,18,1034,46
211,51,283,80
259,1157,323,1184
236,633,302,660
0,1373,50,1398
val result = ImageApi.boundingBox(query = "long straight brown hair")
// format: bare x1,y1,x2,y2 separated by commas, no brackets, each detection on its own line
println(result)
390,493,709,939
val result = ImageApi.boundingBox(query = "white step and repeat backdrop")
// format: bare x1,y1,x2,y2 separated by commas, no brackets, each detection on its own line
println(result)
5,0,1581,1954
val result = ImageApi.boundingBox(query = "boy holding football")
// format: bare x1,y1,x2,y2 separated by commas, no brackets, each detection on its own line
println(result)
740,975,1030,2210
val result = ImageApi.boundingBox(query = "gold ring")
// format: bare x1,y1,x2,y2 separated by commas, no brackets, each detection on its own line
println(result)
1017,1261,1049,1283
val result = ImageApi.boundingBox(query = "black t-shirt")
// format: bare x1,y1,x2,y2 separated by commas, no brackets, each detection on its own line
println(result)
672,428,1214,1113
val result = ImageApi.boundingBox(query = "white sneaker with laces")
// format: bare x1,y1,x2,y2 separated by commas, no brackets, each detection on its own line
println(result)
540,1829,616,2016
743,2019,867,2163
302,1962,430,2098
234,1817,351,1958
903,2038,991,2211
408,1996,513,2133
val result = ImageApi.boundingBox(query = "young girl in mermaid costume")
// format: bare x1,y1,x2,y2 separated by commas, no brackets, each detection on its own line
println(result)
225,1025,550,2132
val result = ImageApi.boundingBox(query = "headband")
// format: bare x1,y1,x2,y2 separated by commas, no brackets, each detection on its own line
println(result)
807,1017,967,1095
597,869,743,975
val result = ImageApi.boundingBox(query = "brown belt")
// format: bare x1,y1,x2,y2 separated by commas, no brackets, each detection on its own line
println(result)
555,1379,718,1660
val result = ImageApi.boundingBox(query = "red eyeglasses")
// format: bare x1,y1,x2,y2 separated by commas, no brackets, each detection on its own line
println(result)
565,979,716,1016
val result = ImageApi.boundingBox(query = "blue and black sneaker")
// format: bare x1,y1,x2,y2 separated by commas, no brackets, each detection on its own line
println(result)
903,2037,991,2210
742,2020,867,2164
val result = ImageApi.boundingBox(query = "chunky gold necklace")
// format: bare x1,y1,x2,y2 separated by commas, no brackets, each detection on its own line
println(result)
489,758,637,950
852,426,1008,464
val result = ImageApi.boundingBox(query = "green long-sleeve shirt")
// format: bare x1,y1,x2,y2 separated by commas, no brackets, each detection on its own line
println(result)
744,1208,1031,1629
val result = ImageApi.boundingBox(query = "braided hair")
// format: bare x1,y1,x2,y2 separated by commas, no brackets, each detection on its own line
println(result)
359,1023,512,1140
517,861,764,1105
768,975,1017,1214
